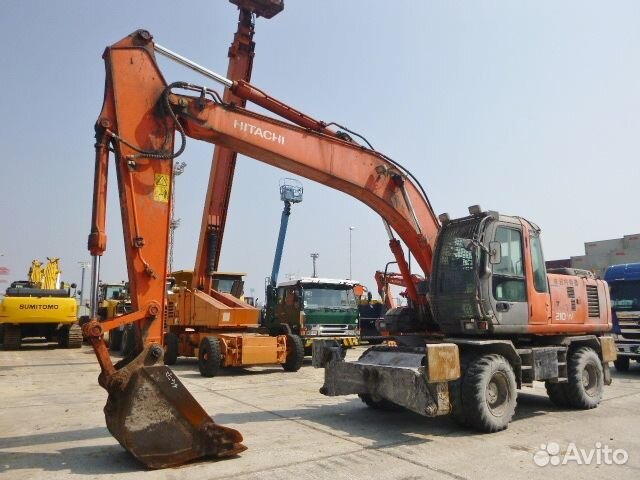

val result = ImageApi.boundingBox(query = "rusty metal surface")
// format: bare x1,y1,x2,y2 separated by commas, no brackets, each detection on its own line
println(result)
600,336,617,362
425,343,460,383
102,345,246,468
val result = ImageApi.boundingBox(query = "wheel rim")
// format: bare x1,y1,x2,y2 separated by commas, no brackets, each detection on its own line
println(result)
582,362,599,397
485,371,510,416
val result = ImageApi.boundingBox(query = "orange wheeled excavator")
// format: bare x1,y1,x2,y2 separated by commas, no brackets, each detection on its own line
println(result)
83,26,616,468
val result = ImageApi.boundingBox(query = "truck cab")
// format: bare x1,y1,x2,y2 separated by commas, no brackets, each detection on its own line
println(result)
605,263,640,371
273,277,359,352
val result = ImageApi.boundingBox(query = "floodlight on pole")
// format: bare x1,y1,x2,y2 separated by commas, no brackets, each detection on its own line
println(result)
310,253,319,278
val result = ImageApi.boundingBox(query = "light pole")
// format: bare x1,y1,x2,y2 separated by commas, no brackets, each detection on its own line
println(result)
349,226,355,279
78,261,90,312
310,253,319,277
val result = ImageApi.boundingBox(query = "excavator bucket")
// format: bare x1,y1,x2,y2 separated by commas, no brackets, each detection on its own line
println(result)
100,344,246,469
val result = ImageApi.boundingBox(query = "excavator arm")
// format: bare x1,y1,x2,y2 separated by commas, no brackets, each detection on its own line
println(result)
83,29,439,469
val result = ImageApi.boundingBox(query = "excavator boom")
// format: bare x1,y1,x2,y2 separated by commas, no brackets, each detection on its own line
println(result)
84,29,438,469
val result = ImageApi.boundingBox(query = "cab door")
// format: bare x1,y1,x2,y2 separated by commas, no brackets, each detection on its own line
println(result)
525,226,552,325
490,224,529,328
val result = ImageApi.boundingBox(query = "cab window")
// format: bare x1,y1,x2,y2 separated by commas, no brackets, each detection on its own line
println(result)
492,227,526,302
530,233,548,293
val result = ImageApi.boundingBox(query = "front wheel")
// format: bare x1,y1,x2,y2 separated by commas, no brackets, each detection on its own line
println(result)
164,332,179,366
283,334,304,372
199,336,222,377
460,354,517,433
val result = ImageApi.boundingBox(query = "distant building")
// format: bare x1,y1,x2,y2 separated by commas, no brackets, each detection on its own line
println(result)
547,234,640,278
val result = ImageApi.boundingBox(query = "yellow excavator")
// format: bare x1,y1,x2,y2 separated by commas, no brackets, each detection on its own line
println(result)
0,258,80,349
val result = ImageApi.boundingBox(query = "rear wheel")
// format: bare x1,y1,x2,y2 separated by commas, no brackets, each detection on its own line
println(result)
199,336,222,377
2,325,21,350
564,347,603,409
613,357,630,372
283,334,304,372
460,354,517,433
164,332,179,366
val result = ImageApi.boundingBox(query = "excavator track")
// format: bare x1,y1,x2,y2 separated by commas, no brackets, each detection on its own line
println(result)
59,324,83,349
66,324,83,349
1,325,22,350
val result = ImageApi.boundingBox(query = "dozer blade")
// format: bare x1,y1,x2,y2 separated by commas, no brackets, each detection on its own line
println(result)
100,344,246,469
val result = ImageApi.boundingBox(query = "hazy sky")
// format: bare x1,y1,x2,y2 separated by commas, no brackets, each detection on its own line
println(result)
0,1,638,300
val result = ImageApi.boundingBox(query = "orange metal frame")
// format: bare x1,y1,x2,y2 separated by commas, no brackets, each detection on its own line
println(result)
84,30,438,373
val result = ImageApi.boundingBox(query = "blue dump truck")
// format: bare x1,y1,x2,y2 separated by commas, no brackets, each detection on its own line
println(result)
604,263,640,371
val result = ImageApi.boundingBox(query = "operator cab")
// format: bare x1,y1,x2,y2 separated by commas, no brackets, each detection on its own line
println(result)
431,206,549,335
431,206,610,336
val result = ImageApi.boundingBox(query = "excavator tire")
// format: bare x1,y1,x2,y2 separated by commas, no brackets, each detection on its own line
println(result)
564,347,603,409
283,334,304,372
199,336,222,377
358,393,404,411
460,354,517,433
2,325,21,350
164,332,179,366
449,353,472,427
545,381,571,408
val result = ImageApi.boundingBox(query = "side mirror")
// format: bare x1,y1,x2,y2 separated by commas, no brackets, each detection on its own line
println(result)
489,241,502,264
70,283,77,289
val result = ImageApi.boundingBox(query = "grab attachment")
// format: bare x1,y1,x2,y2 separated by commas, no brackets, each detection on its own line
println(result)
83,321,246,469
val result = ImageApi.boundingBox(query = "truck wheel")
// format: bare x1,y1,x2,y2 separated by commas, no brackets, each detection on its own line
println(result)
199,336,222,377
164,332,179,366
283,334,304,372
2,325,21,350
545,381,570,408
358,393,404,411
66,324,83,349
613,357,630,372
109,329,123,352
565,347,603,409
121,328,135,357
461,354,517,433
